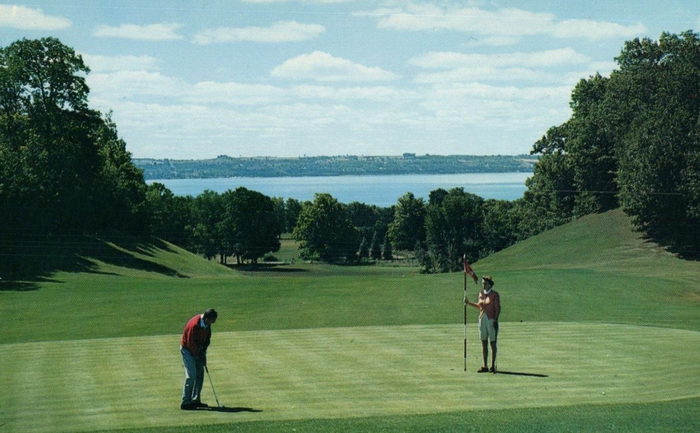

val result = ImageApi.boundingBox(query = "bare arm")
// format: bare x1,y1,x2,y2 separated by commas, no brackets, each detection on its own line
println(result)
464,297,482,310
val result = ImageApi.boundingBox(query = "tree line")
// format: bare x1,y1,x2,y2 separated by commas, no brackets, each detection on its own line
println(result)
146,184,525,272
1,37,148,278
2,32,698,278
133,154,538,179
524,30,699,256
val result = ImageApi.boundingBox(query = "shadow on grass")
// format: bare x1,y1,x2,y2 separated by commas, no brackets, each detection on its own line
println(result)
0,235,188,289
496,370,549,378
0,280,40,291
197,406,263,413
226,263,308,273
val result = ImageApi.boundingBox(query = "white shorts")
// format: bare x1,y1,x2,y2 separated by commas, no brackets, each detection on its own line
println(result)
479,316,497,342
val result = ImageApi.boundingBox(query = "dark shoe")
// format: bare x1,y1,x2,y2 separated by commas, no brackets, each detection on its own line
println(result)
194,401,209,408
180,402,197,410
490,366,497,374
477,366,489,373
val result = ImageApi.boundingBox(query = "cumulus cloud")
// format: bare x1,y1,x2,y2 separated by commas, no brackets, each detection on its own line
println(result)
83,50,571,158
87,68,410,109
193,21,324,44
360,3,646,40
271,51,399,82
0,4,71,30
93,23,184,41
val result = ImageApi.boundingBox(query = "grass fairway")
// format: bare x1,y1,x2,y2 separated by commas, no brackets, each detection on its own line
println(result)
2,209,699,432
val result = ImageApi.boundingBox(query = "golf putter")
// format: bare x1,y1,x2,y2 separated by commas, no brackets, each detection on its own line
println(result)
204,365,222,408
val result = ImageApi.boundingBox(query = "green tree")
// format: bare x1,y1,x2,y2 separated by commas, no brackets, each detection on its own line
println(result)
523,124,576,234
346,201,384,242
382,232,393,260
292,193,359,262
369,230,382,260
145,182,193,246
93,114,147,233
424,188,484,273
284,198,303,233
219,187,281,264
567,73,618,215
0,37,98,237
611,31,700,252
481,199,521,255
525,31,700,254
387,192,426,250
189,190,223,261
0,37,151,278
357,236,368,263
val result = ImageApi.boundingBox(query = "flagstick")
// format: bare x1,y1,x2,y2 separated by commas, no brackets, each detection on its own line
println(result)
463,268,467,372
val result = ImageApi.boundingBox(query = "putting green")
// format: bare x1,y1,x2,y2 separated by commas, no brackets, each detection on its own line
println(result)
2,322,699,432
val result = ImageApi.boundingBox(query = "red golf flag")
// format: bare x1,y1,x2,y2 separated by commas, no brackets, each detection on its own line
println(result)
463,257,478,283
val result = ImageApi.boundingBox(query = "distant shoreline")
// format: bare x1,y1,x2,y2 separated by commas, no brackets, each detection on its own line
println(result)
134,154,538,180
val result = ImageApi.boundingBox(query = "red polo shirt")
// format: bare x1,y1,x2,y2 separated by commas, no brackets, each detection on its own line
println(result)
180,314,211,357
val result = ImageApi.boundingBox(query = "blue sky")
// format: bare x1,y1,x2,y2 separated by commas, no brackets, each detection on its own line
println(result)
1,1,698,159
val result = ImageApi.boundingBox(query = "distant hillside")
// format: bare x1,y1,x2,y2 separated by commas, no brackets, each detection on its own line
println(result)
134,154,538,179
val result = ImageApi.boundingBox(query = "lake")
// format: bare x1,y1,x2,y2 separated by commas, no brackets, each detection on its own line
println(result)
149,172,531,207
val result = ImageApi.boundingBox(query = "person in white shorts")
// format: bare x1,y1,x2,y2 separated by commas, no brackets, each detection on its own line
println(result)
465,275,501,373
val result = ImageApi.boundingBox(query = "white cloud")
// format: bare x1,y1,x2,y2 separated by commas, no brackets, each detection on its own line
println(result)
411,48,589,69
552,19,646,40
193,21,324,44
361,3,646,40
463,36,521,47
81,54,161,72
88,69,411,108
92,23,183,41
271,51,399,82
410,48,590,83
0,5,71,30
192,81,287,105
290,85,417,101
362,4,554,36
415,66,555,84
83,52,571,158
87,70,185,99
90,75,572,158
428,82,571,102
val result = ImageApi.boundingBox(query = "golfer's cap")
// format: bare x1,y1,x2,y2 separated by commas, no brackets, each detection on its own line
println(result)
482,275,494,285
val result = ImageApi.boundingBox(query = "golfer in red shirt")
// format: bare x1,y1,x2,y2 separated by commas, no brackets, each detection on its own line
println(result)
180,308,217,410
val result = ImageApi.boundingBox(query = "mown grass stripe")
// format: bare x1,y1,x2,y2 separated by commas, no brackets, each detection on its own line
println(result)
2,322,699,433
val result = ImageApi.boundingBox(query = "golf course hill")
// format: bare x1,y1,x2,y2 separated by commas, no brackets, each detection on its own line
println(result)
1,208,698,433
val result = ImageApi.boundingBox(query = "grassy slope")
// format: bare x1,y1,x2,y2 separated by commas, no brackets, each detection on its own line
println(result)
2,209,699,432
475,208,700,330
